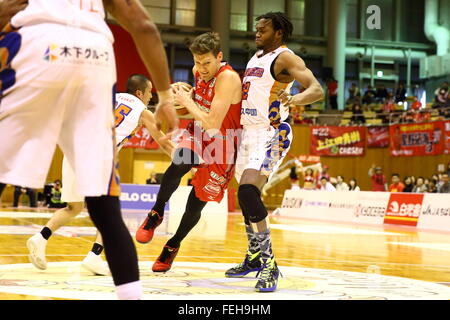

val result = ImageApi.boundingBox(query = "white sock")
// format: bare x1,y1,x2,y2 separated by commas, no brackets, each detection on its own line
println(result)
116,280,142,300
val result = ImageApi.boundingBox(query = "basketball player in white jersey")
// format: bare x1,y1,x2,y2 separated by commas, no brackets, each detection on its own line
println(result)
226,12,323,292
0,1,177,300
26,74,173,276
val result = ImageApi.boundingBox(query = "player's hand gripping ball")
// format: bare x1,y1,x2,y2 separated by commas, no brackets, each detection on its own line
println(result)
171,82,193,115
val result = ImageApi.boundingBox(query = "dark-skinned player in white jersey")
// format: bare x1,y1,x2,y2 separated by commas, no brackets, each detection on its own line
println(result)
226,12,324,292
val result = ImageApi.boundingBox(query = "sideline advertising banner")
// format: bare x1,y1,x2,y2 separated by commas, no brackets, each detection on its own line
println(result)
120,184,166,210
417,193,450,231
279,190,450,231
390,121,445,156
310,126,365,156
383,193,424,226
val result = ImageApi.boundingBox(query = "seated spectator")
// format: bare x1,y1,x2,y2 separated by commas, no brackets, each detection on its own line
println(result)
389,173,405,192
369,165,387,191
362,85,376,106
400,110,415,123
403,176,414,193
375,84,389,103
13,186,37,208
48,180,66,208
146,172,159,185
346,83,361,104
319,177,336,191
438,173,450,193
412,177,427,193
428,179,438,193
348,178,360,191
447,162,450,176
394,83,406,103
350,102,366,125
335,175,349,191
433,82,449,109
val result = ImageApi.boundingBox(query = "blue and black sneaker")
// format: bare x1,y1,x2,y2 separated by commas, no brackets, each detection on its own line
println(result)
225,251,262,278
255,257,280,292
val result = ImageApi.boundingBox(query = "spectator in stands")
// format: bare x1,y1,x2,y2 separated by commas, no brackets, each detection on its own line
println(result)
146,172,159,185
389,173,405,192
348,178,360,191
427,179,438,193
317,165,330,189
335,175,349,191
302,168,316,190
438,173,450,193
319,177,336,191
375,84,389,103
347,83,361,104
362,85,376,106
368,165,387,191
412,177,427,193
13,186,37,208
394,83,406,103
403,176,414,193
380,93,395,123
327,77,338,110
447,163,450,175
433,82,449,109
48,180,66,208
350,102,366,125
400,110,415,123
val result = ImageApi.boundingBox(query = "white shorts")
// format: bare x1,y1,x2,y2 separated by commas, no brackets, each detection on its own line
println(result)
0,23,120,197
234,122,293,183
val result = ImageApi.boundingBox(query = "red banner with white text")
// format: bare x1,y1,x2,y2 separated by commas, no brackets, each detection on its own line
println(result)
367,126,390,148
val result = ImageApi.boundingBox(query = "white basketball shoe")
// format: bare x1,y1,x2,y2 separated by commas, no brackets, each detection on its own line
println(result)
26,233,48,270
81,251,110,276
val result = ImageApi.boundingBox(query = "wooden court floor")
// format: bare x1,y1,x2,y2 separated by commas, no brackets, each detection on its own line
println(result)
0,205,449,300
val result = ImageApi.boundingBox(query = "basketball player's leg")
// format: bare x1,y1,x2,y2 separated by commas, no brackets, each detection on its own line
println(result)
136,147,199,243
225,169,267,278
27,201,84,270
227,124,292,291
152,188,207,272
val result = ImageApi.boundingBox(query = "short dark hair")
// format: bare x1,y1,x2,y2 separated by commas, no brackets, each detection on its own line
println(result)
189,32,221,56
256,12,293,43
126,74,149,95
392,173,400,178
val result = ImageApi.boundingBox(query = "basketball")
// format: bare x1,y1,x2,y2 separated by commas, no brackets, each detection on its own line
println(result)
171,82,193,116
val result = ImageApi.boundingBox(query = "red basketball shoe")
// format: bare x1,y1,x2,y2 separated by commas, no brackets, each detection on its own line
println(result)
135,210,163,244
152,245,179,272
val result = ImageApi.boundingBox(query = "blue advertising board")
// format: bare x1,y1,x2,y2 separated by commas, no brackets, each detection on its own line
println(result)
119,184,169,211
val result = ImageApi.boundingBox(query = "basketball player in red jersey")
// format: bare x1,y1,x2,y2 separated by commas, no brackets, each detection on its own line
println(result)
135,32,242,272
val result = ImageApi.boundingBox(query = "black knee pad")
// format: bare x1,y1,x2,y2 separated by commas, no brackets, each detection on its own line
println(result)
238,184,268,223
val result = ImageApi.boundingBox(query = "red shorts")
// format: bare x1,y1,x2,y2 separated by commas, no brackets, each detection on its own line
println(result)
176,124,236,202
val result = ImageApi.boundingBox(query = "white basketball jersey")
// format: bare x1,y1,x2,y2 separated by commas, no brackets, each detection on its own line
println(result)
11,0,113,42
115,93,146,149
241,46,294,127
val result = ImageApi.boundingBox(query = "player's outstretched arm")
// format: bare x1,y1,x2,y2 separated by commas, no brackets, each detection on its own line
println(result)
0,0,28,30
276,52,324,106
173,71,241,132
139,110,175,157
103,0,178,132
